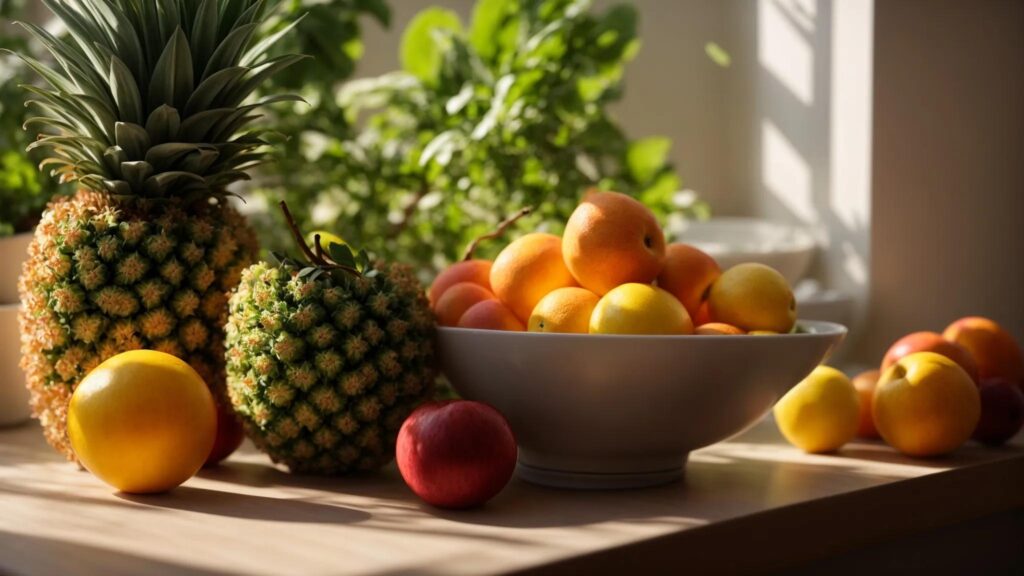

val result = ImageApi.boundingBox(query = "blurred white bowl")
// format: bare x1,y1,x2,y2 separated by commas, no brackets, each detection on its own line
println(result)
669,217,817,283
0,304,31,427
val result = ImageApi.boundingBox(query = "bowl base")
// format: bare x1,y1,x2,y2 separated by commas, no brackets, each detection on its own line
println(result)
516,457,686,490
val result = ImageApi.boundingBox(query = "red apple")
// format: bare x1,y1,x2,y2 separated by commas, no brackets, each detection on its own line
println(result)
397,400,517,509
972,378,1024,446
204,402,246,467
881,331,979,383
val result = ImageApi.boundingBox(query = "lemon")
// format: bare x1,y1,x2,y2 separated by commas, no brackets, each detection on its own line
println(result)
708,263,796,333
307,230,346,252
774,365,859,453
589,283,693,335
68,350,217,494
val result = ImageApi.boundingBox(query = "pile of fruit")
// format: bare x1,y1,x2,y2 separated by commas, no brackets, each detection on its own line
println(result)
775,316,1024,456
430,191,797,336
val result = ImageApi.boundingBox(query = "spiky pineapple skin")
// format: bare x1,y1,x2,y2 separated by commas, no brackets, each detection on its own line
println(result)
225,261,436,475
19,190,258,459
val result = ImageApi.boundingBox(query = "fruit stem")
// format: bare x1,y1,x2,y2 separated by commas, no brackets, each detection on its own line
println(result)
461,206,534,261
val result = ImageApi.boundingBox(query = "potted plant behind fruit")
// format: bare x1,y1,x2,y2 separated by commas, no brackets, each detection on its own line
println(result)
0,18,71,426
252,0,708,275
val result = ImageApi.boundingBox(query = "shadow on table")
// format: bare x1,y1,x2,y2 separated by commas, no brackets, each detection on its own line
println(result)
117,486,371,525
0,529,234,576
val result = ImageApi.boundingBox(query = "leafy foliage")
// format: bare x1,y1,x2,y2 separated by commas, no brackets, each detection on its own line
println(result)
252,0,706,273
0,2,70,236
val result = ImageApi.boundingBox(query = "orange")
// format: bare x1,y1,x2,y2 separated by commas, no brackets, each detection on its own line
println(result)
562,190,666,295
490,233,577,322
458,300,525,331
695,322,744,335
852,369,881,439
708,263,796,333
428,259,493,308
942,317,1024,382
873,352,980,457
589,284,693,335
528,287,600,334
657,243,721,317
68,350,216,493
434,282,496,327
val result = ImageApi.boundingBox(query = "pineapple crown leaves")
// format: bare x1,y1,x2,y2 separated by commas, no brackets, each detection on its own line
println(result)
273,201,376,282
8,0,309,201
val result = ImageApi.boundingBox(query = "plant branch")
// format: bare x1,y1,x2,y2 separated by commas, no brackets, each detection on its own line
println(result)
462,206,533,261
388,181,429,239
280,201,322,265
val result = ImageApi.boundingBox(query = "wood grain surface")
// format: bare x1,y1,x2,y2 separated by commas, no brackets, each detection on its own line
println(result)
1,418,1021,576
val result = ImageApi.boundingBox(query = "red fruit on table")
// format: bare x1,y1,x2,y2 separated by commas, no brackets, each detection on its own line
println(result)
942,317,1024,382
397,401,517,509
881,331,979,383
205,402,246,467
972,378,1024,446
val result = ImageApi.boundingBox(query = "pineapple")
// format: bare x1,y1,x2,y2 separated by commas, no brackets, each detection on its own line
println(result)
14,0,303,459
225,204,436,474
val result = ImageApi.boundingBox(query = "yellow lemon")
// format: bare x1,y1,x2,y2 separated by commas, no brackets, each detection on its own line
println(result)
589,284,693,335
68,350,217,494
774,365,859,453
529,287,601,333
307,230,346,252
708,263,796,333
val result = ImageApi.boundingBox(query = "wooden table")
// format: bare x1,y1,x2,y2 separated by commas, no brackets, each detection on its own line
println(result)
1,418,1021,576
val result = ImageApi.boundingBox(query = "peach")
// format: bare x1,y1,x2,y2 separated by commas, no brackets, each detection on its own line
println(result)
881,331,979,384
693,301,713,326
434,282,496,327
562,190,666,295
429,260,493,309
458,300,525,332
657,243,720,318
943,317,1024,382
852,369,881,439
490,233,577,322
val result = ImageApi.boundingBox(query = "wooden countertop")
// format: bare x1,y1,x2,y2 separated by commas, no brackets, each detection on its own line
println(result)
1,418,1021,576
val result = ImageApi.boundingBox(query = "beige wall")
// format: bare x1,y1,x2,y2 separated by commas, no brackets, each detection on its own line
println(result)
861,0,1024,360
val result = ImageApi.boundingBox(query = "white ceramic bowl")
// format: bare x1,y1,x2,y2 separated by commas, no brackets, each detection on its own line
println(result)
438,321,846,489
668,217,817,283
0,304,32,427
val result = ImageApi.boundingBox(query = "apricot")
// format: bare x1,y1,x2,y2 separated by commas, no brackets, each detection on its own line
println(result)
490,233,577,322
458,300,525,332
942,317,1023,382
695,323,744,335
562,190,666,295
657,243,720,318
881,331,978,383
429,260,493,309
528,287,600,334
434,282,496,327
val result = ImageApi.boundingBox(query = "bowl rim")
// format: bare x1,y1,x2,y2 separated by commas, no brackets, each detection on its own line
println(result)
437,319,847,340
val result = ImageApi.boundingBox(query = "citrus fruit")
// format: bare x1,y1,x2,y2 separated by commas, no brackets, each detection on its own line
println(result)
429,259,493,309
434,282,496,327
562,190,666,295
708,263,796,333
528,287,600,334
490,233,577,321
774,365,859,453
656,243,720,317
589,284,693,335
68,350,217,493
873,351,980,457
458,299,525,331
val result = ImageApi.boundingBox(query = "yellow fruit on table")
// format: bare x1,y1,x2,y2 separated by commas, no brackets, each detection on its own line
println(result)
529,287,600,334
589,284,693,335
68,350,217,494
708,263,796,333
873,351,980,457
774,365,859,453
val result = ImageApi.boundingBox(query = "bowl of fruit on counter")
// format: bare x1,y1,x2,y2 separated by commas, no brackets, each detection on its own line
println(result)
432,191,846,489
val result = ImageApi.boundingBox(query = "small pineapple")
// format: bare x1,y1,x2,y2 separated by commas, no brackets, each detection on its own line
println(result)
225,204,436,474
14,0,303,459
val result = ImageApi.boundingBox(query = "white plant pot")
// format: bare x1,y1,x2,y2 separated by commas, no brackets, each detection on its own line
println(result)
0,232,32,305
0,304,31,426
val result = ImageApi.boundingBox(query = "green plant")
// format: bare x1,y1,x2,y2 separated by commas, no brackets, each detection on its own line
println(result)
255,0,707,274
0,1,69,236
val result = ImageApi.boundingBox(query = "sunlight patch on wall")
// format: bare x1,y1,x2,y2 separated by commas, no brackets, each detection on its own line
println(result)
758,0,816,105
761,119,815,223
